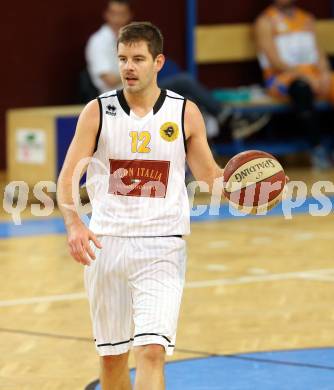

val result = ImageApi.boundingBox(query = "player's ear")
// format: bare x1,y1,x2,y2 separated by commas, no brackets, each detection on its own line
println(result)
155,54,165,72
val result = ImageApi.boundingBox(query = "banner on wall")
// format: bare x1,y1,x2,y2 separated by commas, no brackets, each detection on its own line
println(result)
16,129,46,164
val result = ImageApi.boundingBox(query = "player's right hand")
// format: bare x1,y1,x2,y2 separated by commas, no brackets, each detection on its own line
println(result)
67,222,102,266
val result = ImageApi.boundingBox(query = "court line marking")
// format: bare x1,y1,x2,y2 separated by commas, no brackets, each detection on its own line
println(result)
1,268,334,307
226,354,334,372
185,269,334,288
0,327,91,342
0,292,87,307
1,326,334,372
206,264,228,271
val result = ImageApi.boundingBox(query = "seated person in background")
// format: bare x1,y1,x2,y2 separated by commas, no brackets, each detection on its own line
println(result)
85,0,230,137
254,0,334,169
85,0,131,92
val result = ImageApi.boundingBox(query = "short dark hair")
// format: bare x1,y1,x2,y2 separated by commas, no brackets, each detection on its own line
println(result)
117,22,164,59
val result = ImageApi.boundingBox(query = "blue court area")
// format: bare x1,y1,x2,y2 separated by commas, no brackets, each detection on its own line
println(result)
86,347,334,390
0,196,333,238
0,217,66,238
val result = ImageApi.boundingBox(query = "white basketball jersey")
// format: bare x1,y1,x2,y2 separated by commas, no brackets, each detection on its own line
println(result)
86,89,190,236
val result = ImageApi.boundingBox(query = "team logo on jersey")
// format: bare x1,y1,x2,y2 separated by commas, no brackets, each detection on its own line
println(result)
106,104,117,116
160,122,179,142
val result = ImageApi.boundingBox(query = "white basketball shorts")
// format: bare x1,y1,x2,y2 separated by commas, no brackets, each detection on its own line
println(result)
84,236,186,356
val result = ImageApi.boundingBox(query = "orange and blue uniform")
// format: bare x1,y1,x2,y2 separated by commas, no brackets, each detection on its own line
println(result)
258,5,334,102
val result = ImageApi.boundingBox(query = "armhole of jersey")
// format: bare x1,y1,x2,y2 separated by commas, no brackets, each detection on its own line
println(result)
181,98,187,154
94,97,103,153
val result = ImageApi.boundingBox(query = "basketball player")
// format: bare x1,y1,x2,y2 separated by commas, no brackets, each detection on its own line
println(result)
254,0,334,168
57,22,223,390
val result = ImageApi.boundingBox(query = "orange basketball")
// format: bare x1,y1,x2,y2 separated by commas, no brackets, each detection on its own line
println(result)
223,150,286,214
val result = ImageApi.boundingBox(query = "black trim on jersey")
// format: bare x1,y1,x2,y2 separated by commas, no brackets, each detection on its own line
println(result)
181,98,187,154
166,94,184,101
99,93,117,99
116,89,167,116
134,333,171,343
97,338,134,347
94,97,103,153
117,89,131,115
153,89,167,114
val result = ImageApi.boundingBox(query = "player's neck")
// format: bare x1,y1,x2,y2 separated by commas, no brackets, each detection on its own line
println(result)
124,85,161,117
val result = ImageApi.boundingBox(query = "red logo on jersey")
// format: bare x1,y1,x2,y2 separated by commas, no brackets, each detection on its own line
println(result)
109,159,170,198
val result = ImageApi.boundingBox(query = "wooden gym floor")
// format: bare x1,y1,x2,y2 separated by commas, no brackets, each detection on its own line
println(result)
0,168,334,389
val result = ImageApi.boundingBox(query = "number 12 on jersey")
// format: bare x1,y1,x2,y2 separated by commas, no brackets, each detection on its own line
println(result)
129,131,151,153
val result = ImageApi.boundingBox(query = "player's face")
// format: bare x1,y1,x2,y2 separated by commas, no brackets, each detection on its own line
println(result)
105,2,132,32
274,0,295,8
118,41,165,93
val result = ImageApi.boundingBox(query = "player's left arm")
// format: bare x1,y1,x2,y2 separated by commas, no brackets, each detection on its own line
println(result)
185,100,223,191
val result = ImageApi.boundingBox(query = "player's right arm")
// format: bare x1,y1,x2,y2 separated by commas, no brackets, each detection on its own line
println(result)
254,16,294,73
57,100,102,266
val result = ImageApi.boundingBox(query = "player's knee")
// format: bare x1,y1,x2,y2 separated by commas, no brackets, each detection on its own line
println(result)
289,78,313,94
288,79,314,111
100,353,129,370
135,344,165,366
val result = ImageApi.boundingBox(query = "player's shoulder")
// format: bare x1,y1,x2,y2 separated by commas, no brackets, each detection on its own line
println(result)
164,91,200,117
76,99,100,134
183,100,205,138
165,89,186,101
184,99,200,114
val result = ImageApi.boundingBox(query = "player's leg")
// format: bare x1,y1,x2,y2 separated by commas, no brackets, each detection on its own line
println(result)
128,236,187,390
265,65,320,99
133,344,165,390
100,352,131,390
288,77,332,169
265,72,295,100
84,236,133,389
